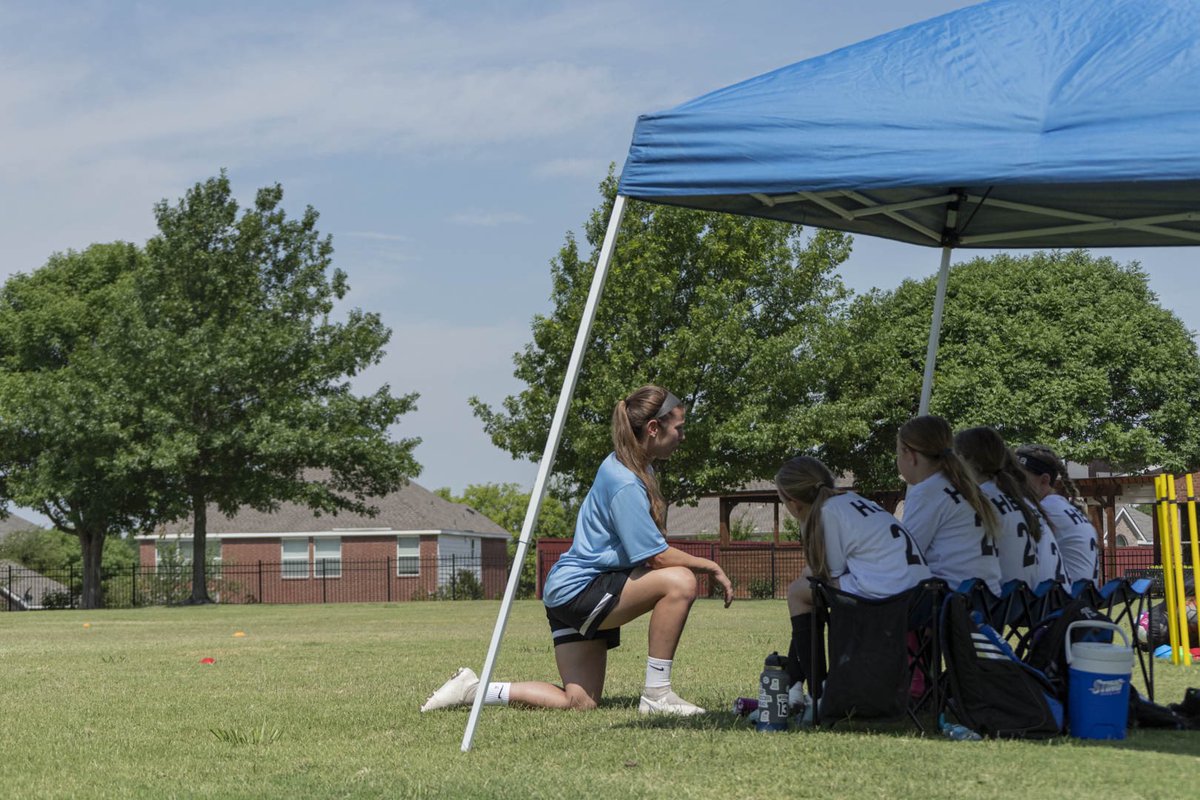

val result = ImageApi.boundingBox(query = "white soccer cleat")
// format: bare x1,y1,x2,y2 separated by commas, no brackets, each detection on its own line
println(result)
420,667,479,712
638,690,705,716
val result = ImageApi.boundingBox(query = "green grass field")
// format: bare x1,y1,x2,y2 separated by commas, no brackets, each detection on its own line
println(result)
1,599,1196,799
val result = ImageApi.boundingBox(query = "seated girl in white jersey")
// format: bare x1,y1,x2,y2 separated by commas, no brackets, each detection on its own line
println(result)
421,385,733,717
777,456,932,711
1015,444,1100,588
896,415,1002,594
954,426,1065,590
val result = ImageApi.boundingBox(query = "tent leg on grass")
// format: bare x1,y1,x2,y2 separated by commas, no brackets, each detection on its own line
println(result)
461,195,628,752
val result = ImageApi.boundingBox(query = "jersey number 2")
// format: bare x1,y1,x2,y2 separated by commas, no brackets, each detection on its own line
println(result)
890,524,926,566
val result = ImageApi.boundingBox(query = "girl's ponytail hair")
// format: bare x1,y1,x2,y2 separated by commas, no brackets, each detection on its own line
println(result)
611,385,677,532
899,415,1000,541
954,426,1047,542
775,456,840,580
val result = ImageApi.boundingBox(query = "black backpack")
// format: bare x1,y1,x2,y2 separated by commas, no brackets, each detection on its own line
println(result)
941,593,1064,738
1018,598,1109,710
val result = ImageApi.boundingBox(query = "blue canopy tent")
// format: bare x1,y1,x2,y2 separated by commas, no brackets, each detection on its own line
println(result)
463,0,1200,749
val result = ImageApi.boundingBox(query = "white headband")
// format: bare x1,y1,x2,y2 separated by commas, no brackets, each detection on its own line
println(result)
654,391,682,419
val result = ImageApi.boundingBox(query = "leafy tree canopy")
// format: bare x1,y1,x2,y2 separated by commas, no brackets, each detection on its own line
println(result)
0,172,422,606
472,172,851,506
0,528,135,575
0,242,163,607
137,172,422,601
434,482,576,599
434,482,575,539
807,250,1200,489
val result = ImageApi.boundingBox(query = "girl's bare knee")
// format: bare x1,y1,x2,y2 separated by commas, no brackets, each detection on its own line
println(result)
665,566,698,602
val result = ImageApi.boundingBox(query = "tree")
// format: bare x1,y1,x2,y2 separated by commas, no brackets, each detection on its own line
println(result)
433,483,575,538
434,482,575,598
0,243,164,607
807,250,1200,489
471,172,852,507
0,528,135,576
137,173,421,603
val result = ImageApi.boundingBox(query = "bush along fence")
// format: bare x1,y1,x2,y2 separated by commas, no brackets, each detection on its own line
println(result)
1,544,1166,610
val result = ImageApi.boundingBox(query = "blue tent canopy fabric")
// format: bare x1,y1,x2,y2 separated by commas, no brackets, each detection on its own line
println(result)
618,0,1200,248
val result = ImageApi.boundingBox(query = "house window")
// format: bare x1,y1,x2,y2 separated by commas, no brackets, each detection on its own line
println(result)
156,540,220,568
397,537,420,576
282,539,309,579
314,537,341,579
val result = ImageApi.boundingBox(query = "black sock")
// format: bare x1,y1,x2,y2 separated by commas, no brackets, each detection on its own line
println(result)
787,613,813,688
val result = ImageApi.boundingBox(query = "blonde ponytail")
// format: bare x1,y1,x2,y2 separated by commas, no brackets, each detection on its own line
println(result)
775,457,840,580
955,426,1047,542
611,386,675,531
900,416,1000,541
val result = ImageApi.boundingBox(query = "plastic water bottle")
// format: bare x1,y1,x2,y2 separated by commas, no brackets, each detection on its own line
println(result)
756,652,790,732
939,714,982,741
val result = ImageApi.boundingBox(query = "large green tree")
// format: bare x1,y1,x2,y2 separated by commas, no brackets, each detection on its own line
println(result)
0,243,163,607
472,174,851,507
807,250,1200,489
138,173,421,603
434,482,575,598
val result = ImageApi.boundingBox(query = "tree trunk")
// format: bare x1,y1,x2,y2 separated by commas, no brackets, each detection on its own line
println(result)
78,527,105,609
189,492,212,604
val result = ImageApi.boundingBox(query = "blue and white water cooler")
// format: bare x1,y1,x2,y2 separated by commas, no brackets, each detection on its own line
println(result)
1065,621,1133,740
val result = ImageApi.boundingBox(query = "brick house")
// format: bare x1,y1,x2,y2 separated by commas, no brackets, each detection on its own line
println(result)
135,480,511,603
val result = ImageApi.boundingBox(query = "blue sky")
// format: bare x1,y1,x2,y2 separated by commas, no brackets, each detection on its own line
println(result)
2,1,1197,526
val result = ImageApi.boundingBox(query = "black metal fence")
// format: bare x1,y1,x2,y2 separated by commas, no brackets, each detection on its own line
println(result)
0,556,512,610
3,545,1172,610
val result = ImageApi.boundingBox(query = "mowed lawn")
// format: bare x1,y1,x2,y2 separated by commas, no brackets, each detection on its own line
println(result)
1,599,1196,799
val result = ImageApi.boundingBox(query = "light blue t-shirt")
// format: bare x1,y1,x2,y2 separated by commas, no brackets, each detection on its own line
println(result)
542,453,669,608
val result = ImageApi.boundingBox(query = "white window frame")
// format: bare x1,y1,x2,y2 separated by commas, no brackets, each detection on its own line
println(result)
314,537,341,579
397,537,420,576
155,540,220,568
281,538,310,579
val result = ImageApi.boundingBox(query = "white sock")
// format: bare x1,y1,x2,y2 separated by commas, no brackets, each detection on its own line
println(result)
645,657,673,690
483,682,510,706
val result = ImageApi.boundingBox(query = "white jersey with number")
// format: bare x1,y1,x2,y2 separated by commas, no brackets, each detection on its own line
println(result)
1036,524,1069,589
821,492,932,599
1041,494,1098,587
980,481,1041,589
902,472,1002,594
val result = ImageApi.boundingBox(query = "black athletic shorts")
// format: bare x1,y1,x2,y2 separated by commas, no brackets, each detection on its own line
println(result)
544,569,632,650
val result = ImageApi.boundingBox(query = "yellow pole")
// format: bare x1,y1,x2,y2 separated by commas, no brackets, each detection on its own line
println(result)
1187,474,1199,660
1167,475,1193,665
1158,475,1181,665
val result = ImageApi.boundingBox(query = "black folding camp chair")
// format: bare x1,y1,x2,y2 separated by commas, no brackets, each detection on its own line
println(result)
809,577,946,732
956,578,1033,645
1027,579,1070,623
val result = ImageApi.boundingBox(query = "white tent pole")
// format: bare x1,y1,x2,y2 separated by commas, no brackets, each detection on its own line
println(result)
461,195,628,753
918,194,963,415
917,244,952,416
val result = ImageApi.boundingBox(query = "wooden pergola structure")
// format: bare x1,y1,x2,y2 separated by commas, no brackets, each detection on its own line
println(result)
715,486,905,546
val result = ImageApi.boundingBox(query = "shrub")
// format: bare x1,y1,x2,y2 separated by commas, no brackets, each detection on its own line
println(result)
437,570,484,600
748,578,777,600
